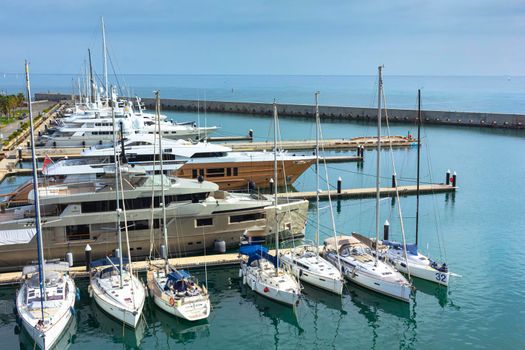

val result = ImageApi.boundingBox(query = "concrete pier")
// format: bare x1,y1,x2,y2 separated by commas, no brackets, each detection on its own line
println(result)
35,93,525,129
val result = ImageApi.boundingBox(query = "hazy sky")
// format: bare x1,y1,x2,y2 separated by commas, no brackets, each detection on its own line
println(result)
1,0,523,75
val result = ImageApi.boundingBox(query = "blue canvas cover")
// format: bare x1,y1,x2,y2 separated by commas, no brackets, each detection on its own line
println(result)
383,240,418,256
166,269,191,283
239,244,278,267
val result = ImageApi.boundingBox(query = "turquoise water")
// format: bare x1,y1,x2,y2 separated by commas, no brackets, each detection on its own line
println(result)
1,76,525,349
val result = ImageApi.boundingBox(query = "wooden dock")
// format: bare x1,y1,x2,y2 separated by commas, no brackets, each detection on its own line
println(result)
0,250,285,285
225,136,416,152
279,183,456,200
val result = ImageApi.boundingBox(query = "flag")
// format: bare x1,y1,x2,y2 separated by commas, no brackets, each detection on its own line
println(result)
42,155,54,174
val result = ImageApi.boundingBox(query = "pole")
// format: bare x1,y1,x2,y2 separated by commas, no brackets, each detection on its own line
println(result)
415,89,421,247
88,49,95,104
101,17,109,104
375,66,383,266
25,61,46,319
111,93,123,288
315,91,320,256
156,91,169,269
273,101,279,276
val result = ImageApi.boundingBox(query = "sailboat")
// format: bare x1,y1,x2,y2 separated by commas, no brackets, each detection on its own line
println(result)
280,92,344,295
372,89,450,286
14,61,77,350
323,66,412,302
239,102,301,306
146,91,211,321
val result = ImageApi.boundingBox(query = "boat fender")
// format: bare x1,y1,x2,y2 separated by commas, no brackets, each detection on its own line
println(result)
14,325,20,335
70,306,76,316
169,297,175,307
238,269,243,278
263,287,270,293
76,288,81,301
242,275,247,285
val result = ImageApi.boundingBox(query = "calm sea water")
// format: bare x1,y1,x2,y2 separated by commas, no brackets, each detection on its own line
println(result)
0,75,524,349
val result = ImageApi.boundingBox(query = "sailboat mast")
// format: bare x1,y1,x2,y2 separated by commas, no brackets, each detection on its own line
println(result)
101,17,109,104
314,92,320,255
88,49,95,104
25,61,46,312
415,89,421,247
375,66,383,265
111,90,123,288
156,91,169,267
273,102,279,275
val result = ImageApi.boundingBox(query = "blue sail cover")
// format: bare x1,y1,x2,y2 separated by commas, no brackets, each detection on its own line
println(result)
239,244,278,267
383,240,418,256
166,270,191,283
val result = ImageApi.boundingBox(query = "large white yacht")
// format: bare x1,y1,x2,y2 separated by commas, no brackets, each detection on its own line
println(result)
42,134,315,190
0,172,308,271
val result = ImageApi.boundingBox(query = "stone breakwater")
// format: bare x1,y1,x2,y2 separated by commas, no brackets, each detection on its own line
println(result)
35,93,525,129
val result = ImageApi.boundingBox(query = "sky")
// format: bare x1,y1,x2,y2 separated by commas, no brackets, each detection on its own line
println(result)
1,0,524,76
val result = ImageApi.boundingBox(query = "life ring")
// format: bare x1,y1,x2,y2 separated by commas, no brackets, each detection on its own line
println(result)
169,297,175,306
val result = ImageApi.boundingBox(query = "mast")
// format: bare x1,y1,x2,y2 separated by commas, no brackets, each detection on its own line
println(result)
314,91,320,255
273,101,279,276
111,87,123,288
415,89,421,247
156,91,169,269
88,49,95,104
25,61,46,316
375,66,383,266
101,17,109,104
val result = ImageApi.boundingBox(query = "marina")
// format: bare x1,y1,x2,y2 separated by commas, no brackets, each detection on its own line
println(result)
0,3,524,350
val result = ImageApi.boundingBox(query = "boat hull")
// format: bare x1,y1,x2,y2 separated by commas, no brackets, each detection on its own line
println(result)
17,279,76,350
90,274,145,328
390,258,449,286
281,259,344,295
240,265,300,306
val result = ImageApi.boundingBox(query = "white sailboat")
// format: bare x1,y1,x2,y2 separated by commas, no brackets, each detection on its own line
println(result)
239,102,301,306
15,61,77,350
280,92,344,295
323,66,412,302
373,89,450,286
89,38,146,326
147,91,211,321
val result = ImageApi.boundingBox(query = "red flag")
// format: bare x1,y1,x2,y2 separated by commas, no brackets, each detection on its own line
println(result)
42,155,53,173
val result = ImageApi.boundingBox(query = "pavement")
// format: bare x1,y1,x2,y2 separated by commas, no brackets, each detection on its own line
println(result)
0,101,55,141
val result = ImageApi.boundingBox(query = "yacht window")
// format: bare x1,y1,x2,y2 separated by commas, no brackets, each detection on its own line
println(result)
229,212,265,223
226,168,232,176
233,167,238,176
206,168,225,178
196,218,213,227
65,225,90,241
192,169,198,178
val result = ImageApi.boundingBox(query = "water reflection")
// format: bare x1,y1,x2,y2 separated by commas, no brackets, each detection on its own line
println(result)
147,300,210,346
87,302,146,349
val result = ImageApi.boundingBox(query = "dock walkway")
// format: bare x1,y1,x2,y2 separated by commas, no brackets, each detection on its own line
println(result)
279,183,456,200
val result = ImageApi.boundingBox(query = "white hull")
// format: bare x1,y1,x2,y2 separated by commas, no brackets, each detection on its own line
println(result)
325,252,411,302
240,262,300,306
390,258,449,286
152,292,210,321
17,278,76,350
90,273,145,328
147,269,210,321
280,257,344,295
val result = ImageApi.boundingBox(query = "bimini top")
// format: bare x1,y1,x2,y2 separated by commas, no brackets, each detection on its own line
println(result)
383,240,418,256
22,261,70,275
324,235,361,251
239,244,277,267
166,269,191,283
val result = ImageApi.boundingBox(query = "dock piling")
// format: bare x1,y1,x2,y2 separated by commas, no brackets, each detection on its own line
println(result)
84,244,92,272
446,169,451,185
384,220,390,240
